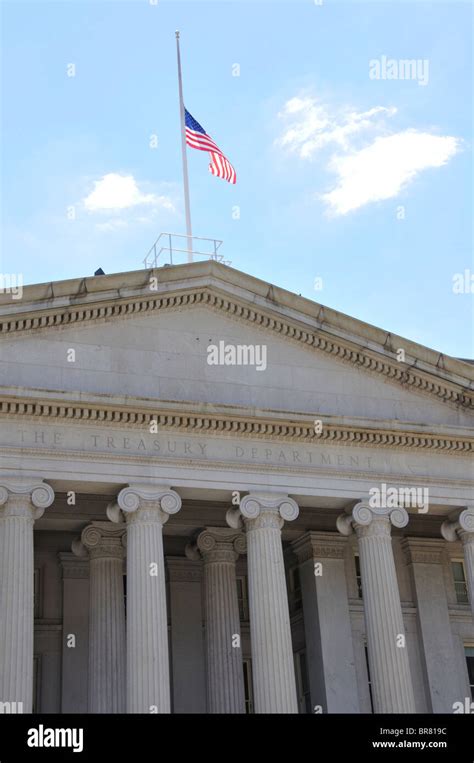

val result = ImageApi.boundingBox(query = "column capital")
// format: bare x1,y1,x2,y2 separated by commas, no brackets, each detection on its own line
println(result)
72,522,126,560
0,478,54,520
337,502,409,538
441,507,474,544
188,527,246,564
226,492,299,531
107,484,182,526
292,531,347,563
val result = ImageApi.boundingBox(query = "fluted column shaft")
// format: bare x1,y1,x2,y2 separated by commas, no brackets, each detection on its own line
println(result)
338,503,415,713
127,508,167,713
0,480,54,711
196,528,245,713
74,523,126,712
228,493,299,713
442,508,474,618
109,485,182,713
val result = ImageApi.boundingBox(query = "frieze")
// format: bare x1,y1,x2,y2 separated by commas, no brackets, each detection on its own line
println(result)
0,418,474,471
1,402,472,455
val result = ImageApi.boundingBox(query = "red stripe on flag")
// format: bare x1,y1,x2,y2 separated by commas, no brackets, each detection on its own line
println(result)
185,127,236,184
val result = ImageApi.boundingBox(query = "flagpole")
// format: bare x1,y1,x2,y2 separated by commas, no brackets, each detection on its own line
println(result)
175,30,193,263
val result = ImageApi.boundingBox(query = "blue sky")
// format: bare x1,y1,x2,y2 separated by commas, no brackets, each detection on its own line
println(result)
1,0,472,357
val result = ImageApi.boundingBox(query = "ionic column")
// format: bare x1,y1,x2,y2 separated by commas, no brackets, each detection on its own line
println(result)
337,503,415,713
442,508,474,619
187,528,246,713
108,484,182,713
0,479,54,712
227,493,299,713
72,522,126,713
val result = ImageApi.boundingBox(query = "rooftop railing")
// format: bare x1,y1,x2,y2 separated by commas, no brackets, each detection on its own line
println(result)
143,232,231,268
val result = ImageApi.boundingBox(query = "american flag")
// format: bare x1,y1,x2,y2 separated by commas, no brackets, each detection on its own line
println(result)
185,108,236,184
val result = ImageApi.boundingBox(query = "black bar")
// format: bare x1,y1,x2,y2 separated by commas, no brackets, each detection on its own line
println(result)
0,713,473,761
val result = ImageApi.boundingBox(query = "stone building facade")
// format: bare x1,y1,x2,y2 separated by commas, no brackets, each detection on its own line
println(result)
0,261,473,714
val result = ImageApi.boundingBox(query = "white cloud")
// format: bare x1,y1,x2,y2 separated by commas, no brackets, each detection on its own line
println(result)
83,173,174,212
321,130,460,215
277,97,397,158
276,95,460,214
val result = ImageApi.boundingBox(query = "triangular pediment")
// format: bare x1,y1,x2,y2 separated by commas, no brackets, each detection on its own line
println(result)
1,262,473,433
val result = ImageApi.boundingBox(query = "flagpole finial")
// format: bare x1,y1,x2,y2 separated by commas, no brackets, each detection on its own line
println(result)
175,30,180,38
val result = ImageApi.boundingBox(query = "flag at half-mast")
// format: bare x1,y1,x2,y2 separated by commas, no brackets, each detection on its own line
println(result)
185,108,236,184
